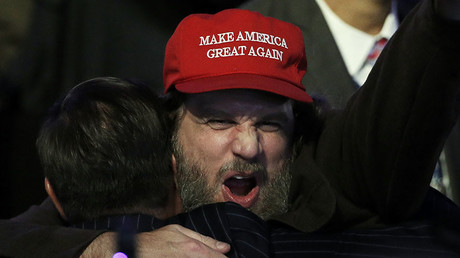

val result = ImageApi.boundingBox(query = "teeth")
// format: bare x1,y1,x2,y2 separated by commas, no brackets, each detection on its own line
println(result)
233,175,245,180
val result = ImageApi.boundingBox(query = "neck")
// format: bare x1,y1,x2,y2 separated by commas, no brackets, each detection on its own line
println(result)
150,207,173,220
136,184,181,220
324,0,392,35
155,183,182,219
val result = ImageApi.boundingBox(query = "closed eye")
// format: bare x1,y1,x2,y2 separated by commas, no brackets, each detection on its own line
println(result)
207,119,236,130
257,121,281,132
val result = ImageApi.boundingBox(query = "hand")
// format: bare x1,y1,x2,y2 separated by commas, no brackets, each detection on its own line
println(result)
136,224,230,257
81,224,231,257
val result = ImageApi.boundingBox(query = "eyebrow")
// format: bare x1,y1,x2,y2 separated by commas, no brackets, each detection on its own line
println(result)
194,106,292,123
259,112,291,123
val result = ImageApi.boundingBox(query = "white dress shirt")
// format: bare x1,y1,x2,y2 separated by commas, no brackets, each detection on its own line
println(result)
315,0,399,86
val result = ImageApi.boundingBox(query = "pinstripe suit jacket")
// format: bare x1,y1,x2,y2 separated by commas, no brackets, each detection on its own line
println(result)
73,202,460,257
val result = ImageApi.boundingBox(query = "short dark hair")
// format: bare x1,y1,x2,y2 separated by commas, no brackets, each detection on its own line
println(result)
37,77,172,223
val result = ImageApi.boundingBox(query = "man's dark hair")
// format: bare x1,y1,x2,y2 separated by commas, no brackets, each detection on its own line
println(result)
37,77,172,223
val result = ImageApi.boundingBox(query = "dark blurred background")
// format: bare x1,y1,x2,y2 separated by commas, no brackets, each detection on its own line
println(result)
0,0,248,219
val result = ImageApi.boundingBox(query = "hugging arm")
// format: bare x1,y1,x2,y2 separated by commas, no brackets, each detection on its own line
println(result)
82,225,230,258
0,198,230,257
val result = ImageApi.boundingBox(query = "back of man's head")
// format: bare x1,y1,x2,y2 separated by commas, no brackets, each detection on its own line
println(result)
37,77,172,223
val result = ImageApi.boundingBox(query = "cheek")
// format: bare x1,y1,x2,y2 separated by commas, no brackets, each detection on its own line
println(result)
261,133,292,169
179,126,231,167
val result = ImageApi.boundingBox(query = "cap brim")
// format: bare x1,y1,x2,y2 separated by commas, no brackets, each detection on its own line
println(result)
174,74,313,103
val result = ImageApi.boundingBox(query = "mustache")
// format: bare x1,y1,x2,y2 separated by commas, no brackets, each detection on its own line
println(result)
218,159,268,182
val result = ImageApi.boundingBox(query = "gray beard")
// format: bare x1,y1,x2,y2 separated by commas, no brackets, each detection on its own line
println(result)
173,136,292,220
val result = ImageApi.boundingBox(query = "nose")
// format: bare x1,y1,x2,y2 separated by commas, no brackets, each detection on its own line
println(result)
231,124,260,160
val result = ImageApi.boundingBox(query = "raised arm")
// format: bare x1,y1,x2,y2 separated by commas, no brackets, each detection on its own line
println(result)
316,0,460,227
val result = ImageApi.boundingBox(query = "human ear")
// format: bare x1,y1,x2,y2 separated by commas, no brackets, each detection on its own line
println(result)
44,177,68,221
170,154,183,213
172,154,178,181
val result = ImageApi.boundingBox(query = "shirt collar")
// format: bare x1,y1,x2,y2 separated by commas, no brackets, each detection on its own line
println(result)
315,0,399,79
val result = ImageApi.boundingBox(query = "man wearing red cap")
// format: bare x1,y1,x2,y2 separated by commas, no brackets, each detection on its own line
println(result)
162,8,312,221
1,0,460,257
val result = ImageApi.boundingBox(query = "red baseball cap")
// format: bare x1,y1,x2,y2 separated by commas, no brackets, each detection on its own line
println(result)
163,9,312,103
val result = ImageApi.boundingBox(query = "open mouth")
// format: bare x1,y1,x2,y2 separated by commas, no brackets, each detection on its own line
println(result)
222,174,260,208
224,175,257,196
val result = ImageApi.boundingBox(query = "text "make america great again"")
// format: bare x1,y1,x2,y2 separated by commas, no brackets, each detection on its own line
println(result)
199,31,288,61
